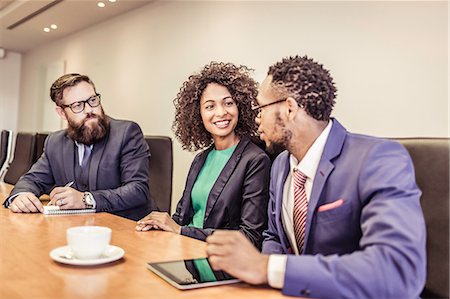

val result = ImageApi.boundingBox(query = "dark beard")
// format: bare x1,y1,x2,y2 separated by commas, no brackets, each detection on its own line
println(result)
67,111,109,145
266,140,286,155
266,114,291,155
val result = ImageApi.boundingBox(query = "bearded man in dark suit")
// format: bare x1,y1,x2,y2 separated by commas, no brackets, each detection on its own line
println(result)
4,73,154,221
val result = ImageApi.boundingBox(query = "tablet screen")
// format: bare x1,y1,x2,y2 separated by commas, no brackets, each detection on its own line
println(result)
147,258,239,289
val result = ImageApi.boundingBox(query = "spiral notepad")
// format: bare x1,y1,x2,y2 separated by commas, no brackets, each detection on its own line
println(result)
43,206,96,215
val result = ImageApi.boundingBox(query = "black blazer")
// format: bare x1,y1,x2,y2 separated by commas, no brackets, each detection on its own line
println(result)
172,137,271,249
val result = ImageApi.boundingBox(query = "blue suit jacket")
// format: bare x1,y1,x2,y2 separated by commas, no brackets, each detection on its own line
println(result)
4,117,154,221
262,119,426,298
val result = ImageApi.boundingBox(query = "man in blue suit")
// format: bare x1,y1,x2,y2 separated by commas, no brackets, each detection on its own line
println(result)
4,73,154,221
206,56,426,298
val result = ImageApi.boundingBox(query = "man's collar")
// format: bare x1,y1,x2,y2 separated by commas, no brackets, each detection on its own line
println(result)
289,119,333,179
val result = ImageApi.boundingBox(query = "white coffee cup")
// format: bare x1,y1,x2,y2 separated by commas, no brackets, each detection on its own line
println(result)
66,226,112,260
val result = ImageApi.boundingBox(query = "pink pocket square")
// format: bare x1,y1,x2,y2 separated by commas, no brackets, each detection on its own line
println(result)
318,199,344,212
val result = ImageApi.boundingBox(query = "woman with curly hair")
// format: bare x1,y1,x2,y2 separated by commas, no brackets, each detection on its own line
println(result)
136,62,271,249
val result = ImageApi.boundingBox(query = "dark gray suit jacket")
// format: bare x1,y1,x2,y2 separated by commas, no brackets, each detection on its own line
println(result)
172,137,271,249
4,117,154,221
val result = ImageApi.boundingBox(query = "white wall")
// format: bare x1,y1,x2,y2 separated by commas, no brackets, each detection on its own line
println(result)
17,1,449,212
0,51,21,132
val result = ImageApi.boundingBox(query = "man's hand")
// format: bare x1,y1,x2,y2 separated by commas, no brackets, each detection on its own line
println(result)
9,192,43,213
49,187,85,209
135,211,181,234
206,230,269,285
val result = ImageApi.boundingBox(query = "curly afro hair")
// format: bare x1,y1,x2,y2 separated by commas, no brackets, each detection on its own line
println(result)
173,62,259,152
268,55,337,121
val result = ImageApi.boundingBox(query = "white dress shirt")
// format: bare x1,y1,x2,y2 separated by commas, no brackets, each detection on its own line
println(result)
267,120,333,289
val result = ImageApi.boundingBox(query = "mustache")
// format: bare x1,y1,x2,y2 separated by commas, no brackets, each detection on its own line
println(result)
83,113,99,121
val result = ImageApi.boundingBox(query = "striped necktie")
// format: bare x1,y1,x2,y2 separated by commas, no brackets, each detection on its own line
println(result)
293,169,308,253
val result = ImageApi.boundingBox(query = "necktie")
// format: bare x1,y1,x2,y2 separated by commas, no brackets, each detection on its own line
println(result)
293,169,308,253
81,145,92,167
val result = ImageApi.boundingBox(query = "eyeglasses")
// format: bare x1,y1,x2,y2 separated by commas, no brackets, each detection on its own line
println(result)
251,98,287,117
60,94,101,114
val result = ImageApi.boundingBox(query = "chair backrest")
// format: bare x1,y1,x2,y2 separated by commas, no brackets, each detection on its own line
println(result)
0,130,10,169
144,136,173,213
0,130,13,179
34,132,49,163
394,138,449,298
4,132,37,185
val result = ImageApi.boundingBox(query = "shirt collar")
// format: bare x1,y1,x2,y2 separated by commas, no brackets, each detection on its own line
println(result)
289,119,333,180
75,141,93,150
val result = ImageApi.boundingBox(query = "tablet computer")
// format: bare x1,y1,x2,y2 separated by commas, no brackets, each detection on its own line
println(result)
147,258,240,290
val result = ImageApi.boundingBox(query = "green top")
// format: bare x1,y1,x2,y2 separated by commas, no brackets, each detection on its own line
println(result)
189,144,238,228
193,258,217,282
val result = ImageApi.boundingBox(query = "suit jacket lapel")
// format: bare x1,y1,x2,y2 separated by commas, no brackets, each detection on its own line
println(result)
276,152,292,252
203,138,250,222
62,133,76,183
303,119,347,251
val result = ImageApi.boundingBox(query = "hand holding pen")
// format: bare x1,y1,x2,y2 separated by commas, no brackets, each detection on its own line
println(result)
47,181,76,207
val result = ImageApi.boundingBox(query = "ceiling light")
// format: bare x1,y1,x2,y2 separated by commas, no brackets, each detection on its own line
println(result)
109,0,117,2
50,24,58,30
97,2,105,8
43,27,50,32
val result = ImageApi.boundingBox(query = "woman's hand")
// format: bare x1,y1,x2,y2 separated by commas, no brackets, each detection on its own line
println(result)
135,211,181,234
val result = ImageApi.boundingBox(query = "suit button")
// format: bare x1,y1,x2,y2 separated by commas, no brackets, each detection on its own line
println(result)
300,289,311,296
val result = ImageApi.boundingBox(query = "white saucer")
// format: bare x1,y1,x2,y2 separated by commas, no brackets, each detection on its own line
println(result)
50,245,125,266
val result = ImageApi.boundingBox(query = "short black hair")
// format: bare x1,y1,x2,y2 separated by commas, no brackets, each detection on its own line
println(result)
268,55,337,121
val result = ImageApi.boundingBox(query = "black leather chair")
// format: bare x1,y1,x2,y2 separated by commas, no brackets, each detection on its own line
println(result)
395,138,449,298
144,136,173,213
0,130,13,179
4,132,37,185
34,132,49,163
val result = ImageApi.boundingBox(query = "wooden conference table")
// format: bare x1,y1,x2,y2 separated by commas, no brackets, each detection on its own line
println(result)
0,183,289,299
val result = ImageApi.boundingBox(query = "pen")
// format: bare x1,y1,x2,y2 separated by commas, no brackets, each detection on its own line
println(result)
64,181,74,188
47,181,74,205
